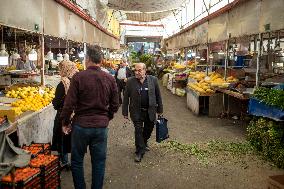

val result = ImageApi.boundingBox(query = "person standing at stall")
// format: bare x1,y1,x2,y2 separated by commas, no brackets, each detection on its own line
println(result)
60,46,119,189
115,59,133,104
122,63,163,162
16,53,36,71
52,60,79,169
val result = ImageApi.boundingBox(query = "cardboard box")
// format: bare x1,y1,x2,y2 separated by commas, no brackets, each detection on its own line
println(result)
0,106,17,123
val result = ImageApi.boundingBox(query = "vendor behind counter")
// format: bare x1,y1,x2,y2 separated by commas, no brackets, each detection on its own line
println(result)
16,53,36,71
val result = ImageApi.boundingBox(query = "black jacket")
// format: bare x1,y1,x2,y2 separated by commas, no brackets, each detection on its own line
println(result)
122,75,163,122
51,81,71,153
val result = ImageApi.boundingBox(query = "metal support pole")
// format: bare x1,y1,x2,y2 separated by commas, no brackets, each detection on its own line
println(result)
41,0,45,86
40,35,45,86
83,42,87,70
206,44,209,76
224,39,230,79
194,0,196,22
256,33,262,87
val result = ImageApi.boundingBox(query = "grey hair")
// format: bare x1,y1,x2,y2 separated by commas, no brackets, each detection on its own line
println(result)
135,63,146,69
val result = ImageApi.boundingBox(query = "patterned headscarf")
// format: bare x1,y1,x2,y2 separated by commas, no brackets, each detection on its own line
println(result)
58,60,79,95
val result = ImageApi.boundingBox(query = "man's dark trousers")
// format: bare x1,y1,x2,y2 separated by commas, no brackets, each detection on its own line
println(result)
133,110,155,155
71,124,108,189
117,79,126,104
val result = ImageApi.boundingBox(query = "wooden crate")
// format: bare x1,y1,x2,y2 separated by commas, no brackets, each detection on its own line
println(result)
268,175,284,189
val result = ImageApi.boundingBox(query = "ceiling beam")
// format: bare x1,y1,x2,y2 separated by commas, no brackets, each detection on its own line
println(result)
120,23,164,28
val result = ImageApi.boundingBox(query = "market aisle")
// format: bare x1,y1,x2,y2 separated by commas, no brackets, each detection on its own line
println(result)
61,85,284,189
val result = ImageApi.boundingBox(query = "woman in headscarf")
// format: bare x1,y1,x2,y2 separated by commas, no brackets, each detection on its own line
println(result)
52,60,79,169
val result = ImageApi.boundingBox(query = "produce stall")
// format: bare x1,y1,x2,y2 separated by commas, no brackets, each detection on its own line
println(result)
163,62,190,97
186,70,238,116
0,71,39,88
5,104,56,146
0,84,56,146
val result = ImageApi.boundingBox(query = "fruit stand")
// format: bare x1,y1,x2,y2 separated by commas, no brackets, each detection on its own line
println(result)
0,84,56,146
186,71,237,116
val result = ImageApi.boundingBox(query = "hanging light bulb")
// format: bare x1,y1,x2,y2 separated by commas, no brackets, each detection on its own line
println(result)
78,50,85,58
234,44,238,50
57,52,63,62
46,38,54,60
46,50,54,60
11,49,20,60
218,50,225,55
0,44,9,65
0,26,9,66
11,30,20,60
28,47,37,61
63,51,69,61
57,39,63,62
274,44,281,51
209,54,214,59
200,57,205,61
63,40,70,61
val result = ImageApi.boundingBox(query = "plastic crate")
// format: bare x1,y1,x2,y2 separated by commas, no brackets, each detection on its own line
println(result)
29,154,61,189
22,143,51,158
0,167,41,189
30,155,59,175
42,172,60,189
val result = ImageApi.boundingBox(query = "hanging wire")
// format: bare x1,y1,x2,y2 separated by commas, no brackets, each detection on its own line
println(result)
1,26,3,44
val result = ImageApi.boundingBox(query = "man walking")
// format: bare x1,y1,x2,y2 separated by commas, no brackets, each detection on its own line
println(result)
115,59,133,104
60,46,119,189
122,63,163,162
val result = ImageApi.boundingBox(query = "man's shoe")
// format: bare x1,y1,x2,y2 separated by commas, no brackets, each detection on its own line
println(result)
145,146,150,151
134,153,143,162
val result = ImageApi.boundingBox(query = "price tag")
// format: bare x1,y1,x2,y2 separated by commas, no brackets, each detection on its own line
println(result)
38,88,45,95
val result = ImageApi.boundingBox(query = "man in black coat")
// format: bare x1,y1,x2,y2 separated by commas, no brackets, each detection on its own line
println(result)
122,63,163,162
115,59,133,104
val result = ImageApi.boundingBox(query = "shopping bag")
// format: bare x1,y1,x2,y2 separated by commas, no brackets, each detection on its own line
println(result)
156,116,169,143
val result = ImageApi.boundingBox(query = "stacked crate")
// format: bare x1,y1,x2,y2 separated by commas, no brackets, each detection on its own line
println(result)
0,167,41,189
30,154,60,189
22,143,51,158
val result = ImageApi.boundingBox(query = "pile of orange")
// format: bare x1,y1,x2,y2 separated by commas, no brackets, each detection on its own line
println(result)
1,167,40,183
30,154,58,168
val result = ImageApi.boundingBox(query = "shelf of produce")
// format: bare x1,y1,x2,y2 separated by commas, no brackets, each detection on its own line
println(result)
5,104,56,146
186,88,216,116
216,88,249,100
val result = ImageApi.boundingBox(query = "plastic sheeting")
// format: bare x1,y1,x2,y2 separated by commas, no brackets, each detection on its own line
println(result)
165,0,284,50
259,0,284,32
6,105,57,146
0,0,119,49
227,0,259,38
208,13,228,43
126,10,172,22
107,0,185,12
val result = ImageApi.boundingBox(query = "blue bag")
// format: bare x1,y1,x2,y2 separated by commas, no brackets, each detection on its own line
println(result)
156,116,169,143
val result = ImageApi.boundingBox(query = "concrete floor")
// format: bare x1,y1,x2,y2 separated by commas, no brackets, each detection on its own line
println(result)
60,84,284,189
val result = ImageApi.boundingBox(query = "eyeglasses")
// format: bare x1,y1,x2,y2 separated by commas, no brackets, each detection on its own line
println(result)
134,69,144,73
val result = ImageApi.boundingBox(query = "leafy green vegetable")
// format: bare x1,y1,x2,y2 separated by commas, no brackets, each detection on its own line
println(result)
247,117,284,168
161,140,254,165
253,87,284,110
